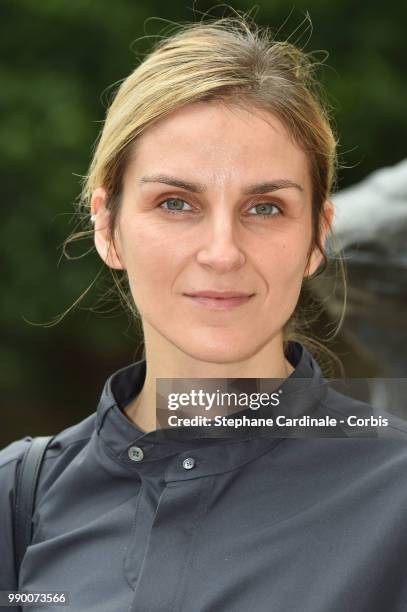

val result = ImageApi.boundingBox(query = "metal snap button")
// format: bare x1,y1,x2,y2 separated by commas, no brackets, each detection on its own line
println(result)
128,446,144,462
182,457,196,470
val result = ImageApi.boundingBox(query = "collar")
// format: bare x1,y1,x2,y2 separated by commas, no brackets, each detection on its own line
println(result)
95,341,330,474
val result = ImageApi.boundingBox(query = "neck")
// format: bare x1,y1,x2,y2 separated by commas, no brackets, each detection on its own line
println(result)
123,327,295,434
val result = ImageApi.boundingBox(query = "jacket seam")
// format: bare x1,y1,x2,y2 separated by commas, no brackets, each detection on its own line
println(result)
0,435,92,471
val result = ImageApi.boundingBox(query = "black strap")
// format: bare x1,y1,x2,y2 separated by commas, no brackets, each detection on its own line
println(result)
14,436,54,578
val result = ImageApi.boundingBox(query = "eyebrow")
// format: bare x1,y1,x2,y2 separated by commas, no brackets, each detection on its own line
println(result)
139,174,304,194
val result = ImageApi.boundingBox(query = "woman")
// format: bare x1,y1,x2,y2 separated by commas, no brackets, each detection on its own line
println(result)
2,15,407,612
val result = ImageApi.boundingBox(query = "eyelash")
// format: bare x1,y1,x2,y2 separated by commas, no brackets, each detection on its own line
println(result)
157,198,283,220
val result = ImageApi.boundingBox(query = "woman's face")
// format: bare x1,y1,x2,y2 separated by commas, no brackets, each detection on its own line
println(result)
92,101,332,364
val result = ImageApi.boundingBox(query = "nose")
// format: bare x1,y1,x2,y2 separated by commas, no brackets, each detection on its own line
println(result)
196,210,246,273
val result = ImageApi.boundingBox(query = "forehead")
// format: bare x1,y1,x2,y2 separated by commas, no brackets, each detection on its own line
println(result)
126,100,311,194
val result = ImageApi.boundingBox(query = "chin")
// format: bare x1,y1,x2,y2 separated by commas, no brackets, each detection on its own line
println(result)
177,335,261,365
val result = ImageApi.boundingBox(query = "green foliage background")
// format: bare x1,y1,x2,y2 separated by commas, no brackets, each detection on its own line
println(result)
1,0,406,443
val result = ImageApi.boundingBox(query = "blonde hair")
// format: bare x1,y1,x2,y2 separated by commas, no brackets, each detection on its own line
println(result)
62,12,347,376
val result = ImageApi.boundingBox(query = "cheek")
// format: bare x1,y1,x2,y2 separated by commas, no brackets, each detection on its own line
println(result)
256,234,309,326
119,221,186,309
260,234,310,287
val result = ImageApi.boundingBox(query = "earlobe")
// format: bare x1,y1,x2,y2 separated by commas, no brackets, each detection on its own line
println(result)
90,187,124,270
304,200,334,278
304,247,323,279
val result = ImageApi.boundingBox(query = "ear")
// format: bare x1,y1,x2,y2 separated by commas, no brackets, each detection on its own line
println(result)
90,187,124,270
304,199,334,278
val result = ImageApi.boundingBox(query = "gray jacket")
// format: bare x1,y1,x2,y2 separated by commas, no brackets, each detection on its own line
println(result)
1,341,407,612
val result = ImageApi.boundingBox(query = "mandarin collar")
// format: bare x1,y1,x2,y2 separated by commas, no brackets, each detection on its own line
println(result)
95,341,330,468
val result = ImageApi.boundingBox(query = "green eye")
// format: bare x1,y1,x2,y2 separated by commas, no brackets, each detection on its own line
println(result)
248,203,281,217
159,198,192,214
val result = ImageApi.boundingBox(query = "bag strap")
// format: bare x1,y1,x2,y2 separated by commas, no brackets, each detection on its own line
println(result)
14,435,54,578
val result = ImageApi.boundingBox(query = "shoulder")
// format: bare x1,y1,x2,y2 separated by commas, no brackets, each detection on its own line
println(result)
0,411,97,520
0,436,32,471
321,384,407,439
0,411,97,501
0,412,96,472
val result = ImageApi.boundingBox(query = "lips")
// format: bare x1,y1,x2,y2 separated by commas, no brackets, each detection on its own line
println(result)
183,291,255,311
184,291,254,299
